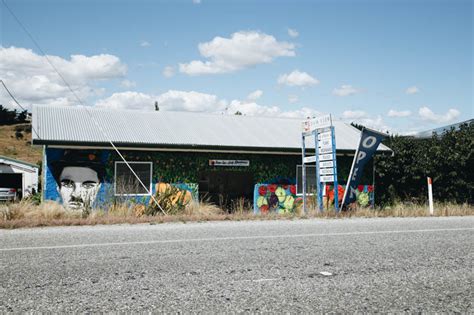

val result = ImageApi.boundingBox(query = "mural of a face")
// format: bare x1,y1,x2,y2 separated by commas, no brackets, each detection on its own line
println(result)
58,166,101,210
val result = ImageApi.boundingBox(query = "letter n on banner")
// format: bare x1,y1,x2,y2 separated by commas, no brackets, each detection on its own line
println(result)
342,127,387,207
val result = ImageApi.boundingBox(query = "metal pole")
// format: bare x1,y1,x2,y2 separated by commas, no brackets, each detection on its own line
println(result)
301,134,306,214
314,129,322,212
332,125,339,212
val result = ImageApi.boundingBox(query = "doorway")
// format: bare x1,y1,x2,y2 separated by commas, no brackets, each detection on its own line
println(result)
198,170,254,210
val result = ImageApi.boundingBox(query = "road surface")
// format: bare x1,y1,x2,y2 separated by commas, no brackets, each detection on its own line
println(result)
1,217,473,312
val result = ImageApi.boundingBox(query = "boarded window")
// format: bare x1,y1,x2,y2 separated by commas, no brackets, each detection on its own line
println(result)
296,165,317,195
114,162,152,195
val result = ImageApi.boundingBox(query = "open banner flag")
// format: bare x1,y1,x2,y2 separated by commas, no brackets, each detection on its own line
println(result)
342,127,387,207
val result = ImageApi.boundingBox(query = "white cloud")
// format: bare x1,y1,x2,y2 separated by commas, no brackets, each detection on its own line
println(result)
387,109,411,117
277,70,319,87
288,95,299,103
192,0,201,3
120,79,136,88
95,88,322,119
332,85,360,96
162,66,175,78
226,100,320,118
247,89,263,101
418,106,460,124
341,110,390,132
406,86,419,95
342,110,367,119
157,90,227,112
140,41,151,47
0,46,127,108
288,28,299,38
96,91,156,110
96,90,226,112
179,31,295,75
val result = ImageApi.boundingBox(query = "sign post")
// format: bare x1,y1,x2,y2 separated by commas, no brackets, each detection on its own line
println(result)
427,177,434,215
301,114,339,213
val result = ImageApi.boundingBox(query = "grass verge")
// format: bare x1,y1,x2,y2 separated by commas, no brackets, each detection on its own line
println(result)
0,200,472,229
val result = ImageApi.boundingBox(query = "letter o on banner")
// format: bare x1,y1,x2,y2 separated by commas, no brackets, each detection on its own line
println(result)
362,136,377,148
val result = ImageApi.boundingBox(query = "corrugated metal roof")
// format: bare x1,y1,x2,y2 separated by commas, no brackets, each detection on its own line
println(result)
32,105,391,152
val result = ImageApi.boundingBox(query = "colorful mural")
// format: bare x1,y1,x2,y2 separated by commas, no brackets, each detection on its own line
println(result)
44,148,375,214
48,150,106,212
253,184,302,214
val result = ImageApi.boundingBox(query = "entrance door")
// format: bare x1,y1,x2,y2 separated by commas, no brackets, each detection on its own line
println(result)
198,171,254,210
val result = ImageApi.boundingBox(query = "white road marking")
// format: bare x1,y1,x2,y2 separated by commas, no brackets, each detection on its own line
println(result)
0,227,472,252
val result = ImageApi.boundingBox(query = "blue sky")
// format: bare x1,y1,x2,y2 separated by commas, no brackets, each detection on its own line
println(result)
1,0,472,134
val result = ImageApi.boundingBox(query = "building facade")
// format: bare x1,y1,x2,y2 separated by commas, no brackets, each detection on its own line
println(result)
33,105,390,212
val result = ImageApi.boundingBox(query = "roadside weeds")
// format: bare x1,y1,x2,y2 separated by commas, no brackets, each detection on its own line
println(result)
0,200,472,229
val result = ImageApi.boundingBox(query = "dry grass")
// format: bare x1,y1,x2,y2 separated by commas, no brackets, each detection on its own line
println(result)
0,124,42,164
0,200,472,229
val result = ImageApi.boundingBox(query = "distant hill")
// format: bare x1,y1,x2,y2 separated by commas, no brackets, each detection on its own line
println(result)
0,123,42,165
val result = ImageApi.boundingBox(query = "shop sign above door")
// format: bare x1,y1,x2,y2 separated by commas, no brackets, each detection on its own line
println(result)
209,160,250,167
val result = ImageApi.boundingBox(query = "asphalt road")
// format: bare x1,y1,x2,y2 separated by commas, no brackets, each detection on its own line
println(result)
1,217,473,313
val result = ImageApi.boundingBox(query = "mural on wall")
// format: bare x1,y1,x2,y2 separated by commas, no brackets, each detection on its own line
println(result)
323,184,374,209
50,150,106,211
253,184,302,214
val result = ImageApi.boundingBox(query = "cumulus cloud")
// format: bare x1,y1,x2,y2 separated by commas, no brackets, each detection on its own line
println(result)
288,28,299,38
387,109,411,117
332,85,360,96
288,95,299,103
418,106,460,124
96,91,155,110
157,90,227,112
0,46,127,108
162,66,175,78
341,110,389,132
277,70,319,87
342,110,367,119
120,79,136,88
179,31,295,75
247,89,263,101
406,86,419,95
95,88,322,120
140,41,151,47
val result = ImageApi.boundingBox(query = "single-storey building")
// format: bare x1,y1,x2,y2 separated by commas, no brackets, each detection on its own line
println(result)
32,105,391,212
0,155,39,200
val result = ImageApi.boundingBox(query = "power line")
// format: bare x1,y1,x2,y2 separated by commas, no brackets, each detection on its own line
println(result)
2,0,167,215
0,80,27,112
0,79,41,139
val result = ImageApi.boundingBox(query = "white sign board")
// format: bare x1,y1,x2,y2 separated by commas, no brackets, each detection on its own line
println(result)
302,114,332,132
318,138,333,148
319,153,333,161
320,175,335,183
303,156,316,163
320,160,334,168
320,168,334,175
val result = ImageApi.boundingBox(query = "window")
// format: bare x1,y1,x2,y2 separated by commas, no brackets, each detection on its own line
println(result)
114,162,152,196
296,165,317,195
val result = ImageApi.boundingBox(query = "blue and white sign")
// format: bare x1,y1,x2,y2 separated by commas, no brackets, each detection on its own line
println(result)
341,127,387,206
301,114,339,212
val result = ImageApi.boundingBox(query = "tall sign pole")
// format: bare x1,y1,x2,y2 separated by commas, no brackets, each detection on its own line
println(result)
301,114,338,212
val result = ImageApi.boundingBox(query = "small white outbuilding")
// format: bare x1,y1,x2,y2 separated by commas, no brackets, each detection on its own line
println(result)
0,155,39,198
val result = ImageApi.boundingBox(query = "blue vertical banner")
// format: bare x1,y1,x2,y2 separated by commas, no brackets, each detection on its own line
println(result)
342,127,387,207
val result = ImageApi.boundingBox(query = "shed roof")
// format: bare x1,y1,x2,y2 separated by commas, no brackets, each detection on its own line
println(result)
32,105,391,153
0,155,39,169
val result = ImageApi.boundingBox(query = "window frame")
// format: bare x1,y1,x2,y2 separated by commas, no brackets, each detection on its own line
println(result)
114,161,153,196
295,164,317,196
